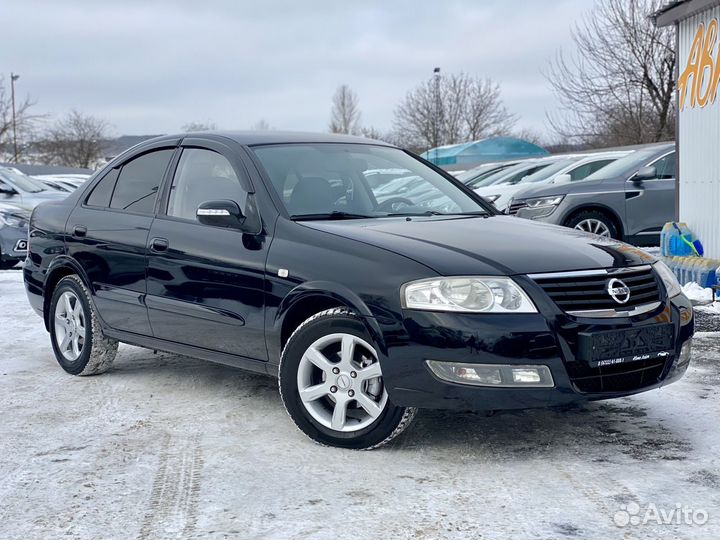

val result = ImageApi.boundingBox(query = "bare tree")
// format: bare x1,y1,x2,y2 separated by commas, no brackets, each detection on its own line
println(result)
40,110,110,168
181,121,217,132
329,84,361,134
250,119,273,130
393,72,516,151
0,76,42,161
545,0,675,146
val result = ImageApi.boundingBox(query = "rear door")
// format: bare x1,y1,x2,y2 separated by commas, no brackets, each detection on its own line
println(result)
145,138,269,361
66,143,178,334
624,151,676,242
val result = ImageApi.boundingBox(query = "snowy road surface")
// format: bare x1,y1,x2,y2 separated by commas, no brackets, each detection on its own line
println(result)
0,268,718,539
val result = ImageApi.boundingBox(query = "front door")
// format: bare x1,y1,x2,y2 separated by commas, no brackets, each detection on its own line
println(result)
145,141,269,361
624,151,676,243
66,146,176,334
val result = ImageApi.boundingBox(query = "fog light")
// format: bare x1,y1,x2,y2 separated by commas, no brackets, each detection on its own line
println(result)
678,339,692,367
512,369,542,384
426,361,554,388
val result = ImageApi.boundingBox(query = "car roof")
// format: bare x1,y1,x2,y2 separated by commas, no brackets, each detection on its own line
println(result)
163,130,394,147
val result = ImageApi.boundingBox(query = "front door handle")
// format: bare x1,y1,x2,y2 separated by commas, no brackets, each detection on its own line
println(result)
150,237,169,252
73,225,87,237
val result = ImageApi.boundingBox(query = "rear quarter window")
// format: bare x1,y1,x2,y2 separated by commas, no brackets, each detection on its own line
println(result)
86,169,119,207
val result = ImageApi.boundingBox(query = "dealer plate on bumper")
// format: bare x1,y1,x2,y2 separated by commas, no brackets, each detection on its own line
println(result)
577,323,674,367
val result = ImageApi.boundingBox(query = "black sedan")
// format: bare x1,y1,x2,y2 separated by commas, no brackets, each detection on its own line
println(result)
23,131,693,449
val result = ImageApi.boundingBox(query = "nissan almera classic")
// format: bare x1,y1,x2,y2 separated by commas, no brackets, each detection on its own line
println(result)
24,132,693,449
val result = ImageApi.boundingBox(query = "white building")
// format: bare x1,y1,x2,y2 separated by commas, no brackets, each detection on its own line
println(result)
655,0,720,258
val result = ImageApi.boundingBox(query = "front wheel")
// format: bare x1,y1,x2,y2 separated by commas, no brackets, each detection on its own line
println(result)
279,308,416,449
565,210,618,239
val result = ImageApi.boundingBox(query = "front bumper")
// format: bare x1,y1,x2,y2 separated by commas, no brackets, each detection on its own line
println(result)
0,225,28,262
379,292,694,411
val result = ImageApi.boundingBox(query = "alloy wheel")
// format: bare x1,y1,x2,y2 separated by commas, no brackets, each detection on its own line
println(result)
296,333,388,432
53,291,86,361
574,218,611,237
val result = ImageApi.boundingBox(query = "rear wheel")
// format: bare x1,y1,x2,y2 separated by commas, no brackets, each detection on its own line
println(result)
279,308,416,449
565,210,618,239
49,275,118,376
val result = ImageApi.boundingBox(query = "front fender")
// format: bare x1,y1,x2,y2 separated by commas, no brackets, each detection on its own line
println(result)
269,280,389,362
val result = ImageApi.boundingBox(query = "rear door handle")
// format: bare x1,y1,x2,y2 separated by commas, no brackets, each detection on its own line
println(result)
73,225,87,237
150,237,169,252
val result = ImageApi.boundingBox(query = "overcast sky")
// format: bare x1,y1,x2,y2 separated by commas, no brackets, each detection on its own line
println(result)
3,0,591,138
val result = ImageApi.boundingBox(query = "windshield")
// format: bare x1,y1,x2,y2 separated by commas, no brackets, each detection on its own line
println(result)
519,158,578,184
479,160,556,187
459,164,515,187
252,144,490,219
0,169,46,193
585,148,666,181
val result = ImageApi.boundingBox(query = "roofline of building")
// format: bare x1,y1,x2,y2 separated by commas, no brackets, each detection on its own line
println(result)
653,0,720,27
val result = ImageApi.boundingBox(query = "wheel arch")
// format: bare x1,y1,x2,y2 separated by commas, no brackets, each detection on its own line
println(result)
561,204,625,239
270,281,385,363
42,256,95,331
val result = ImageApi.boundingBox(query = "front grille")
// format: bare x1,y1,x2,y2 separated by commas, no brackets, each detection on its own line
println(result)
507,201,527,215
566,358,666,393
530,266,661,313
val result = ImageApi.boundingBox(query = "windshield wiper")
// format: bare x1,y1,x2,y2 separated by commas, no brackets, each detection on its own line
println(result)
291,211,375,221
387,210,488,217
386,210,445,216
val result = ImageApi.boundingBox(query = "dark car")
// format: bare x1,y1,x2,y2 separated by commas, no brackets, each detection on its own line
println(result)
508,143,676,245
24,132,693,449
0,202,30,269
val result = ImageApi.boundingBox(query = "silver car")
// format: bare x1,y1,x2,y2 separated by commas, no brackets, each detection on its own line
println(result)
0,167,68,210
0,201,29,269
508,143,675,246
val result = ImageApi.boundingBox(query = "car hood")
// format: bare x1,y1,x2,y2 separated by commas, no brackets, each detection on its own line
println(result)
512,178,608,201
301,215,655,276
14,190,68,210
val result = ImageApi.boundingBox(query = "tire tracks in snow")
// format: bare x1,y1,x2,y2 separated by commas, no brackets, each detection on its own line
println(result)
138,432,204,540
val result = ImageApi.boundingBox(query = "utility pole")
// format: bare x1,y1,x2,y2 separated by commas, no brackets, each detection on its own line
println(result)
433,67,441,163
10,73,20,163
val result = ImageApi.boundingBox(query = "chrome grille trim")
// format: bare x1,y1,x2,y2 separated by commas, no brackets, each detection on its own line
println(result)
527,265,653,280
566,301,662,318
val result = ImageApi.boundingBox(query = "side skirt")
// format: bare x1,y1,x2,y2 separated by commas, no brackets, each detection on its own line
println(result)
103,328,275,377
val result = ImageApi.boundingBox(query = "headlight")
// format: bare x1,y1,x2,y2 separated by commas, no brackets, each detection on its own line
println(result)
654,260,682,298
0,212,25,228
524,195,565,208
484,194,501,203
401,276,537,313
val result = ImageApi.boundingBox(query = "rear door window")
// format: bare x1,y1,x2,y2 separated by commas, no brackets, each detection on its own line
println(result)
110,149,174,214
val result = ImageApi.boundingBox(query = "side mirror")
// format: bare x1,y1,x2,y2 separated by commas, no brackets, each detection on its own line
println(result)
633,166,656,182
553,173,572,185
196,200,247,230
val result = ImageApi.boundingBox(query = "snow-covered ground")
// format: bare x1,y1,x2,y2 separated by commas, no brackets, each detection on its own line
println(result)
1,268,719,539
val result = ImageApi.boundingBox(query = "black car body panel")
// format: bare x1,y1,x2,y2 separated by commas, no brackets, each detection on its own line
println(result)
24,132,693,411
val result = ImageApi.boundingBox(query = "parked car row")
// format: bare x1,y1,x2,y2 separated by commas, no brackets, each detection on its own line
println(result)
0,166,82,268
458,143,676,246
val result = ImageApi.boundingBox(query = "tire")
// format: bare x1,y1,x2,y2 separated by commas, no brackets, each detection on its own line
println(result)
0,260,19,270
48,275,119,376
565,209,619,239
279,308,417,449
